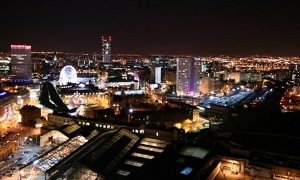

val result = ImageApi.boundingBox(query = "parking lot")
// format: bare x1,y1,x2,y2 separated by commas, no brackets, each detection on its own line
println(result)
0,141,52,180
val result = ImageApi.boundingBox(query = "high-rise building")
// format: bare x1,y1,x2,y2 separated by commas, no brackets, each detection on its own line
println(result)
101,36,112,63
11,45,32,79
0,59,10,78
176,57,201,96
155,67,162,84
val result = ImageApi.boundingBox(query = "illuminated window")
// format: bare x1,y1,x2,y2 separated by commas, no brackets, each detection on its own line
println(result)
124,160,144,167
140,138,170,148
116,169,131,176
131,152,154,159
138,145,164,153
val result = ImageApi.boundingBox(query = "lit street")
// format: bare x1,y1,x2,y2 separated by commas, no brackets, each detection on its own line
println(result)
0,120,43,179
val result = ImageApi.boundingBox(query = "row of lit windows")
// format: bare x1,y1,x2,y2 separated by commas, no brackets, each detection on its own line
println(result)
129,116,146,121
60,85,72,89
132,129,144,134
11,54,28,56
78,121,115,130
79,121,90,126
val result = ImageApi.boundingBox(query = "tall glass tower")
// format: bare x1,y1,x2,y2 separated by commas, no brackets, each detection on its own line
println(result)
101,36,112,63
11,45,32,79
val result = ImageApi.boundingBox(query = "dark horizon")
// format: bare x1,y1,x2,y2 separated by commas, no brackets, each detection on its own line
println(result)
1,0,300,56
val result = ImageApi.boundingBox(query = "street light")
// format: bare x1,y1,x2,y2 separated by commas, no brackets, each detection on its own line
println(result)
128,108,133,122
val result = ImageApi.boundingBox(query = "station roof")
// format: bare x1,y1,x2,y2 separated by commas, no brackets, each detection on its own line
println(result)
217,111,300,157
178,146,210,159
45,127,213,180
46,127,205,180
56,120,83,138
80,128,140,175
230,132,300,157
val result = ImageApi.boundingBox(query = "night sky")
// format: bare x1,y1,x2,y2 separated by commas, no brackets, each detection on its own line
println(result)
1,0,300,56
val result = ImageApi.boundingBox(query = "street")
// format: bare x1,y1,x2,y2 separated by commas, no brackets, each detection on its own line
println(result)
0,140,52,180
0,123,47,180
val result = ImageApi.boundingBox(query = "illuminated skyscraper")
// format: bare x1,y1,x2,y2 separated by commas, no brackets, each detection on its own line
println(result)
176,57,201,96
11,45,32,79
101,36,112,63
155,67,162,84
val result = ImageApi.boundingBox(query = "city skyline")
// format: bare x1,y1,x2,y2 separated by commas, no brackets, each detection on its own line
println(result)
1,0,300,56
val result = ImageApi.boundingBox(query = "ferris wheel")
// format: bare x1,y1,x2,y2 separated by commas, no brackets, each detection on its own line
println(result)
59,65,77,86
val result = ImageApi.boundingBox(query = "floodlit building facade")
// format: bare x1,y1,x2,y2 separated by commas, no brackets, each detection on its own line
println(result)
228,71,241,84
155,67,162,84
176,57,201,96
200,77,222,94
11,45,32,79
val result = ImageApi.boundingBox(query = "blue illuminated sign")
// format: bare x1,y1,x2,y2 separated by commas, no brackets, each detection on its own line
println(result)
0,91,7,96
180,167,193,175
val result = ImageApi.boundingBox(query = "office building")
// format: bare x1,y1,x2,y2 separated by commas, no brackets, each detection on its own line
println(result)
240,71,262,82
0,59,10,78
200,77,222,94
176,57,201,96
165,69,176,85
11,45,32,79
228,71,241,83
